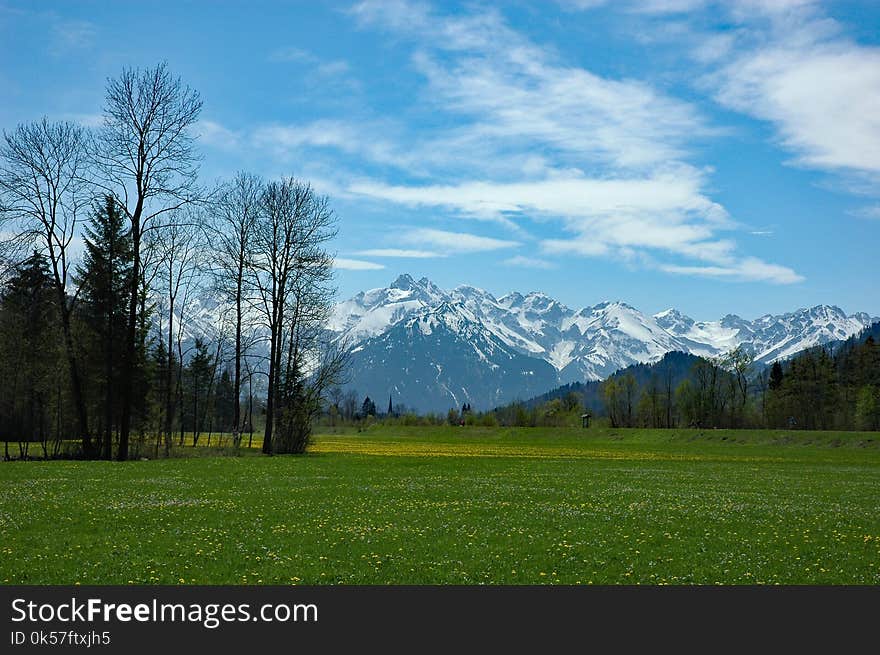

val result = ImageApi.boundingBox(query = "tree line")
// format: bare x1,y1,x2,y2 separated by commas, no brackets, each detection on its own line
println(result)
0,63,345,460
453,334,880,431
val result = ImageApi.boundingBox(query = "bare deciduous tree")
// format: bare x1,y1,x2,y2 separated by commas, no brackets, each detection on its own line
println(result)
247,178,337,454
98,62,202,460
212,172,261,445
153,211,206,454
274,255,344,454
0,118,94,456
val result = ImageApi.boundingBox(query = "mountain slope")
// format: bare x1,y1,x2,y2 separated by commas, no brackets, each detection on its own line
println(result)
347,301,558,413
328,275,877,412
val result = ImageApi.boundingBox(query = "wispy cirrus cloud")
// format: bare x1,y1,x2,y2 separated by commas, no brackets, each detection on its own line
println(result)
400,228,520,254
661,257,804,284
352,167,727,223
252,120,414,171
200,1,805,285
351,164,807,283
334,258,385,271
197,120,241,150
343,0,802,284
356,248,445,258
268,46,350,76
503,255,556,270
353,1,709,170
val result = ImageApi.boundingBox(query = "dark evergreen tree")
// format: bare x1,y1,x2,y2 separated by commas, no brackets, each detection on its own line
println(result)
768,361,784,390
76,195,133,459
0,252,61,453
215,367,236,433
150,337,177,455
184,338,214,446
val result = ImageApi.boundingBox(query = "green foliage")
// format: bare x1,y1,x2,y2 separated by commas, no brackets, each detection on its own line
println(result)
855,385,880,431
765,331,880,430
0,252,63,453
214,368,236,433
602,373,637,427
182,338,214,446
75,195,134,458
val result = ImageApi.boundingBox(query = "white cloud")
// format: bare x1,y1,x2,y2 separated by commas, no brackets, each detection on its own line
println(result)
555,0,608,10
268,46,351,77
195,1,800,285
352,168,727,223
349,0,432,33
356,248,445,258
727,0,818,19
540,238,610,257
559,0,815,16
401,228,520,253
660,257,804,284
352,168,744,268
355,1,711,169
197,120,240,150
503,255,556,269
341,1,802,283
711,6,880,177
252,121,413,170
334,258,385,270
630,0,708,14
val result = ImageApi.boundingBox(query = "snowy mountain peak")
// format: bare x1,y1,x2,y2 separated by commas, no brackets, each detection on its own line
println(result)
390,273,416,290
331,276,878,407
654,308,695,332
452,284,495,301
498,290,530,305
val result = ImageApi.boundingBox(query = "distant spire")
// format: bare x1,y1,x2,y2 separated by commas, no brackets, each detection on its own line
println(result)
388,394,393,416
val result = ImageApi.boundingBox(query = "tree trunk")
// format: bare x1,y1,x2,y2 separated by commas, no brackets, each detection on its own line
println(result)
164,296,175,456
119,210,142,461
262,330,276,455
58,298,92,458
103,297,114,460
233,264,243,443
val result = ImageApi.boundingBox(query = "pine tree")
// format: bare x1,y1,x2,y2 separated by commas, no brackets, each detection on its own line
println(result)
768,361,784,390
215,367,236,434
151,337,176,455
0,252,60,451
76,195,133,459
185,338,214,446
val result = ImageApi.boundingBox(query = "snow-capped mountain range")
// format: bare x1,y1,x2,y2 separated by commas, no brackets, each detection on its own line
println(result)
331,274,878,412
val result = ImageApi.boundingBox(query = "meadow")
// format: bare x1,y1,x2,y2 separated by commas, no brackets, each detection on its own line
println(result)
2,426,879,585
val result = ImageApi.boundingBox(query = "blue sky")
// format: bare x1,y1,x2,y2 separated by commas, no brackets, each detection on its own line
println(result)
1,0,878,320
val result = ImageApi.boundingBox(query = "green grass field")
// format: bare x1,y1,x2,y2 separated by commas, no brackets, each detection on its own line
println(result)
2,426,879,585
